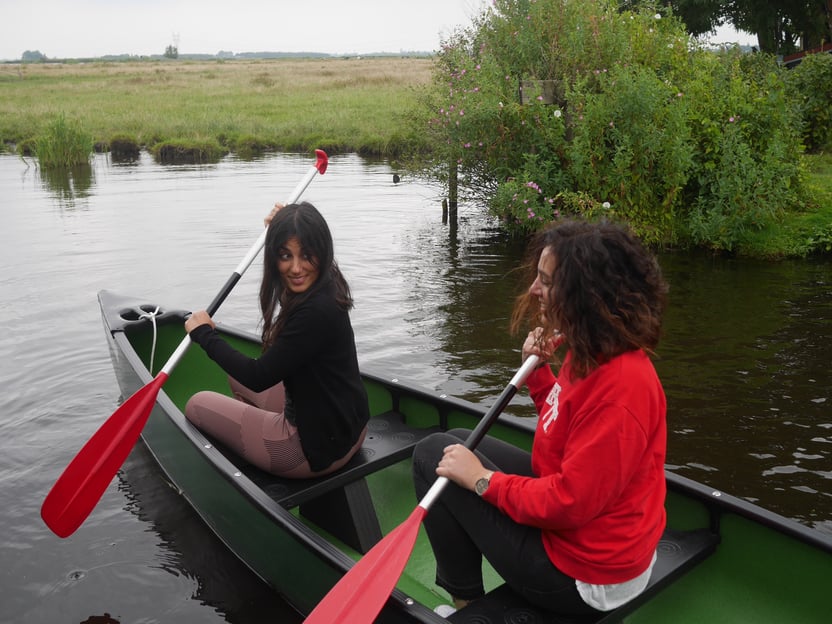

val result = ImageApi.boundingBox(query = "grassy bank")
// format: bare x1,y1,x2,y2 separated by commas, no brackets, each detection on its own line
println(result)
1,57,829,257
0,58,433,157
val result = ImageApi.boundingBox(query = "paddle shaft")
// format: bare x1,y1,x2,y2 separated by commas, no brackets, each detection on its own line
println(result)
418,354,539,510
160,149,328,377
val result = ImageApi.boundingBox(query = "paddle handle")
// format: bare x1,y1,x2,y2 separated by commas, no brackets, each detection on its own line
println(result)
418,354,540,510
158,150,328,376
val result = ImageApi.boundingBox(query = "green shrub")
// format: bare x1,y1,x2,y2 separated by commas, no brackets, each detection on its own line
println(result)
413,0,809,254
787,52,832,153
34,114,93,168
567,65,692,244
682,49,802,251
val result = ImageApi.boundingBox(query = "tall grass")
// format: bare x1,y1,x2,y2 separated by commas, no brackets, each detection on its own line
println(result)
34,114,93,168
0,58,434,157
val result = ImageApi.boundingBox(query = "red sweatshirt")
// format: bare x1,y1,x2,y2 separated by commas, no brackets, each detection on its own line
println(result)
483,350,666,584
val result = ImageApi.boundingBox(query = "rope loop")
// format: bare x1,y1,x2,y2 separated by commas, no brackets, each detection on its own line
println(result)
137,306,161,374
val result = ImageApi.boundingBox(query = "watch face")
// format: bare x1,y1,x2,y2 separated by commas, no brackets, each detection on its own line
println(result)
476,477,489,495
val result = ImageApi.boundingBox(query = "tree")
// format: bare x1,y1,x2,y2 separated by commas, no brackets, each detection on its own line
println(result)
726,0,831,53
164,45,179,59
21,50,47,62
623,0,727,36
628,0,832,55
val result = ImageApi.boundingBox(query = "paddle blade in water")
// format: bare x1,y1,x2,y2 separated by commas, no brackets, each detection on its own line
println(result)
41,373,168,538
303,506,428,624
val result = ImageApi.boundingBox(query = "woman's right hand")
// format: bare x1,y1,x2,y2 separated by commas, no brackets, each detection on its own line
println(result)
263,202,284,227
522,327,563,363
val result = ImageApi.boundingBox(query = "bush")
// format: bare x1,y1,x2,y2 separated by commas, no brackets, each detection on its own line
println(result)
412,0,809,254
34,114,93,168
567,65,693,244
787,52,832,153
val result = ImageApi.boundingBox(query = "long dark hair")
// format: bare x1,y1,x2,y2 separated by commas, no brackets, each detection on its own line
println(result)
259,202,353,348
511,219,668,379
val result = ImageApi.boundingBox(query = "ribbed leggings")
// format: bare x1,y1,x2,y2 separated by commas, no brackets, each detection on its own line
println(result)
185,377,365,478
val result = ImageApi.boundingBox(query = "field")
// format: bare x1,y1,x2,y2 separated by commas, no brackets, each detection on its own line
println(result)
0,57,435,156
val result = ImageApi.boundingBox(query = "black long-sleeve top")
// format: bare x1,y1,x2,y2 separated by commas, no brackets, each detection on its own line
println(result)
188,285,369,472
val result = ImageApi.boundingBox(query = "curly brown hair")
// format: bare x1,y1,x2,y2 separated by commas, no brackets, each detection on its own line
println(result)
510,219,668,379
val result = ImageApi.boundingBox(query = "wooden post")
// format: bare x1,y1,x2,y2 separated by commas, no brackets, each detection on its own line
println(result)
448,160,458,229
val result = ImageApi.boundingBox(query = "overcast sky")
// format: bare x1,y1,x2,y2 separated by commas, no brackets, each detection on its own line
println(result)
2,0,755,62
1,0,491,60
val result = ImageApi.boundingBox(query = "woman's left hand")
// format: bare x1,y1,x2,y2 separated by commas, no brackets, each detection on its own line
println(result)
436,444,487,492
185,310,215,333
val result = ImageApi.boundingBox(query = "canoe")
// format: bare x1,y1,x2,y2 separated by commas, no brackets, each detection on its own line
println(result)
98,289,832,623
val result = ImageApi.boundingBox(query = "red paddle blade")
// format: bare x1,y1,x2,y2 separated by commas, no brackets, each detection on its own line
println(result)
314,149,328,175
41,373,168,538
304,506,428,624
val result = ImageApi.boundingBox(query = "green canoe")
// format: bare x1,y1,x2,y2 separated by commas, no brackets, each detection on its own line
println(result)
98,289,831,623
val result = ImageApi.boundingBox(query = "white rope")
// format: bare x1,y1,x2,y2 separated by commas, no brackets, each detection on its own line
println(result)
137,306,161,374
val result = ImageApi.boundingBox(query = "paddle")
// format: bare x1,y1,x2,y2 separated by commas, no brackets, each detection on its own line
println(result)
302,353,541,624
41,149,329,538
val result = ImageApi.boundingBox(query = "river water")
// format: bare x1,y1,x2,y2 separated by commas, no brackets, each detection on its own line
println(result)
1,152,829,624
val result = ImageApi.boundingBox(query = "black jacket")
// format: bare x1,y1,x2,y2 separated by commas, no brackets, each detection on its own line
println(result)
189,284,369,471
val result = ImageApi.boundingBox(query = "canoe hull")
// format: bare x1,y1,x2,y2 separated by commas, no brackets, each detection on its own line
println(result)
98,290,832,623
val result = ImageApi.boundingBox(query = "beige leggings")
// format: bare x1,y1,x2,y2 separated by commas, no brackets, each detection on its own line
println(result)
185,377,366,478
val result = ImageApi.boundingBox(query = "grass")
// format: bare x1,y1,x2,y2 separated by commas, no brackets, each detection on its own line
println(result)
738,151,832,257
0,58,434,158
33,113,93,168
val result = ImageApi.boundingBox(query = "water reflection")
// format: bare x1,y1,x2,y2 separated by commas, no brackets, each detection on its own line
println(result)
116,443,300,623
39,162,94,204
656,253,831,529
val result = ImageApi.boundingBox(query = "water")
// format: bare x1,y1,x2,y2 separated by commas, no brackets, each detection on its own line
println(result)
1,152,829,623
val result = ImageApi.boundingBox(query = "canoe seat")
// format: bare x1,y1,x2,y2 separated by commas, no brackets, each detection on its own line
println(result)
243,410,438,554
448,527,720,624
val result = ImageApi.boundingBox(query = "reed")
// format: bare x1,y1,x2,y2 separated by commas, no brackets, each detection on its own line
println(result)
33,114,94,168
0,58,434,157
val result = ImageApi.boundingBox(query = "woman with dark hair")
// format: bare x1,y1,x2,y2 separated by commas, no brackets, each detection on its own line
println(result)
413,219,669,618
184,201,369,478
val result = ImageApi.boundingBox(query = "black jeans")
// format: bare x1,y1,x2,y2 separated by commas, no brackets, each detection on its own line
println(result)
411,429,600,617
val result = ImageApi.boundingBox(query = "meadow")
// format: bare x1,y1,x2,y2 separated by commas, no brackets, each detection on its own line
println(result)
0,57,434,157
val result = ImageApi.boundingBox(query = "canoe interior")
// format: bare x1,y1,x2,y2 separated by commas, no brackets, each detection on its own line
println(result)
119,312,832,623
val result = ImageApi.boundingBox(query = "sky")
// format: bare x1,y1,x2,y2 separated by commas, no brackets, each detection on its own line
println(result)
1,0,756,62
1,0,490,60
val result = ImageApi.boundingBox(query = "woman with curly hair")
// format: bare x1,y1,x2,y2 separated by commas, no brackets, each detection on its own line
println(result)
413,219,669,618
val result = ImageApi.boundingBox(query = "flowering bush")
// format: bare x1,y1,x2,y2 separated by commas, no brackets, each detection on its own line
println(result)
413,0,808,251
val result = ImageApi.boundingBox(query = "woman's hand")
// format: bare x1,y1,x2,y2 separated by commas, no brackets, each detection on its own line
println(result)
264,202,284,227
435,444,489,492
522,327,564,364
185,310,215,334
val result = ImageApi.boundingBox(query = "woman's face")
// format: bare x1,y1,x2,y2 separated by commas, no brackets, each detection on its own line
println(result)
277,237,320,293
529,246,555,321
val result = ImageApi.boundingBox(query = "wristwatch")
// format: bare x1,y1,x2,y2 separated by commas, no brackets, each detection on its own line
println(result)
475,471,494,496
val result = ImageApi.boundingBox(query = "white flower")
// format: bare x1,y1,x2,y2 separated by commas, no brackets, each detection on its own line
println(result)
655,13,662,20
554,109,562,118
602,201,611,209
